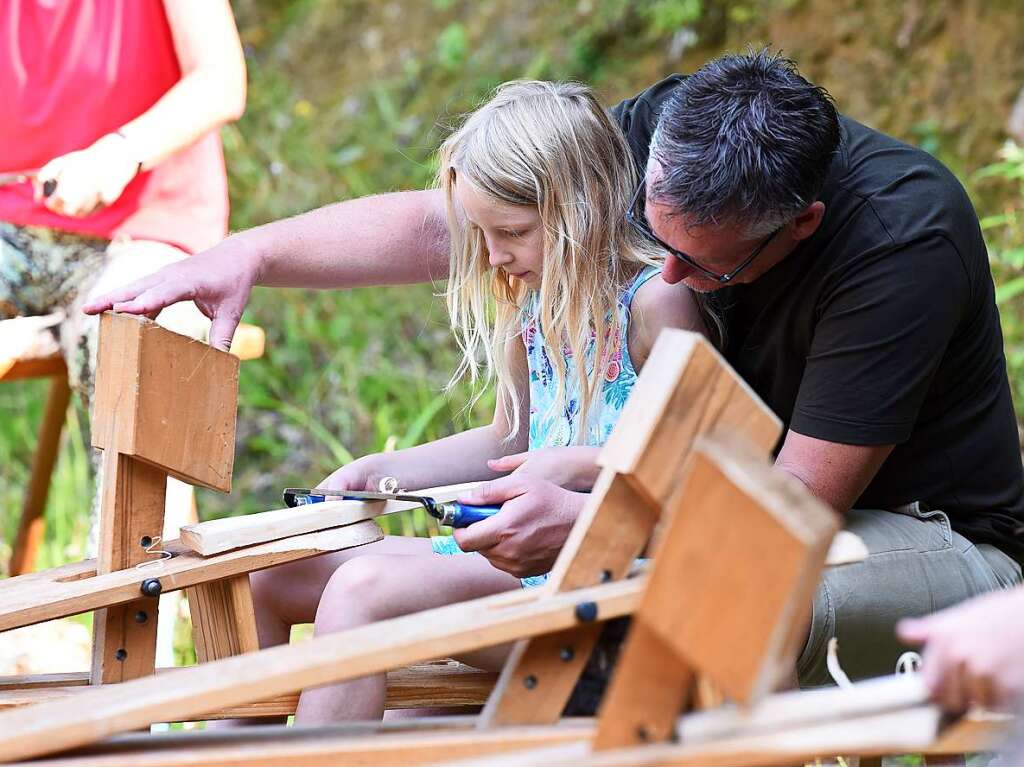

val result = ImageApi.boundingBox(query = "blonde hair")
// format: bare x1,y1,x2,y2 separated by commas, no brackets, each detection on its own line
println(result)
439,80,664,444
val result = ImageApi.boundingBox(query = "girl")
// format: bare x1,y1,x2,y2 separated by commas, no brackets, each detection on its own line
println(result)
248,80,706,723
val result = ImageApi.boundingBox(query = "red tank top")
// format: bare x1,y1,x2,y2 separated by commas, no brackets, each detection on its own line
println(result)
0,0,228,254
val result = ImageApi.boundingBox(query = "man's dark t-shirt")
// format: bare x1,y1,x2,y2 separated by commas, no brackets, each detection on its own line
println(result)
612,75,1024,560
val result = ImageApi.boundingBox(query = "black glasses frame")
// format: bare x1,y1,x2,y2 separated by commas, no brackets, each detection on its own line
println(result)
626,183,781,284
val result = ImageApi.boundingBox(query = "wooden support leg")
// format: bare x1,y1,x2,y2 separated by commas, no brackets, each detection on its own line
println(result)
9,375,71,576
186,574,260,662
91,453,167,684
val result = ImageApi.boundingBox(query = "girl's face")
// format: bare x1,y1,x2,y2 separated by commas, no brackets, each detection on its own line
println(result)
455,177,544,288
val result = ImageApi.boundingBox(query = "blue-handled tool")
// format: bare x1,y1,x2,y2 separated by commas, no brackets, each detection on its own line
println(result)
281,487,501,529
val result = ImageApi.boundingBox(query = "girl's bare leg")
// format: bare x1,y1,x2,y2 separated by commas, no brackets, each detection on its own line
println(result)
294,551,520,724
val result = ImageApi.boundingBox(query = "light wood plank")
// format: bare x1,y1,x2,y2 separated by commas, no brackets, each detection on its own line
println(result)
187,575,260,663
0,522,383,632
0,578,642,761
180,483,478,556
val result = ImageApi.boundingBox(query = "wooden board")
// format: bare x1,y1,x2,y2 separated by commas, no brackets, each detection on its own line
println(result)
5,721,591,767
180,483,478,556
0,662,497,715
0,577,642,761
0,522,383,632
598,330,782,506
187,575,260,663
91,312,239,493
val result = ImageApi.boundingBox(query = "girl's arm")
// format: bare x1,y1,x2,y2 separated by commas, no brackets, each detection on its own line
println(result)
36,0,246,217
628,274,708,370
322,336,531,492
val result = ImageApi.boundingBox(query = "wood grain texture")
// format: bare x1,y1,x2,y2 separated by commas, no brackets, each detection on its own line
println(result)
0,522,383,632
180,483,479,556
0,578,641,762
187,575,261,663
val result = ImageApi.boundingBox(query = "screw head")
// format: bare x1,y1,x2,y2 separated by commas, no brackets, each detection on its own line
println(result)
574,600,598,622
139,535,153,549
600,569,613,583
134,610,149,624
140,578,162,598
559,646,575,662
523,674,538,690
636,725,650,742
114,648,128,662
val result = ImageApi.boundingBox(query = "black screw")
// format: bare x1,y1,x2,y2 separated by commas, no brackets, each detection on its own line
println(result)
636,725,650,742
114,648,127,662
600,569,613,583
523,674,538,690
134,610,149,624
559,646,575,662
140,578,162,598
42,178,57,198
139,535,153,549
574,601,598,622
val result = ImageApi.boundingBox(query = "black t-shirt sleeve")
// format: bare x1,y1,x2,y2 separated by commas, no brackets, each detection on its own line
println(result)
610,74,687,173
790,234,972,445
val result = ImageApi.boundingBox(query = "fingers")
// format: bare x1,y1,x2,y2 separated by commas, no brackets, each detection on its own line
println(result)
896,616,931,645
458,475,535,506
452,513,503,553
209,312,241,353
487,452,528,474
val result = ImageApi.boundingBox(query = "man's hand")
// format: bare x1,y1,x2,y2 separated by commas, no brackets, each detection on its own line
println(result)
897,586,1024,713
487,446,600,492
82,234,262,351
452,476,586,578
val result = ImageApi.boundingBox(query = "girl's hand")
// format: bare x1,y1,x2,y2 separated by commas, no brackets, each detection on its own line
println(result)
315,455,392,496
487,446,600,492
35,133,140,218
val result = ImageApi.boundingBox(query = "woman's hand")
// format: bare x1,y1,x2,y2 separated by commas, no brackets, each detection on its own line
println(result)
487,446,600,491
35,134,140,218
315,455,393,496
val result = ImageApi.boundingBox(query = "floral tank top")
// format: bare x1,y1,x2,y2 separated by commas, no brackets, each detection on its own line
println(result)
522,265,660,450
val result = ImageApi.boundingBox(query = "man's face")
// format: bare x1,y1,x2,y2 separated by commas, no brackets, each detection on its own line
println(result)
644,194,786,293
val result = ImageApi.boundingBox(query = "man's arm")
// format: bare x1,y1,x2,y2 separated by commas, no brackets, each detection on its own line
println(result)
775,431,894,513
84,188,450,349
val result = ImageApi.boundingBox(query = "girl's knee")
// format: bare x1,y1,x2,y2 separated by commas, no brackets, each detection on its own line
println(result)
316,555,400,630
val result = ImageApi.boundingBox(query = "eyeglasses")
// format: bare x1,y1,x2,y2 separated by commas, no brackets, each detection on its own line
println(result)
626,183,782,285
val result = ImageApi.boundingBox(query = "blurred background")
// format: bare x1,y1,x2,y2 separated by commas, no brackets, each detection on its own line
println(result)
1,0,1022,595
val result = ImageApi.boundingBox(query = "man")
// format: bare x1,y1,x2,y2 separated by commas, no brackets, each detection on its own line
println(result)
86,50,1024,686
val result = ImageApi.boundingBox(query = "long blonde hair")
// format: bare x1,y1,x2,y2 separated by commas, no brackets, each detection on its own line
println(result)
440,80,663,444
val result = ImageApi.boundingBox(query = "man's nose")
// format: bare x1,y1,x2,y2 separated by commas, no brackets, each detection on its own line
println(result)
662,255,693,284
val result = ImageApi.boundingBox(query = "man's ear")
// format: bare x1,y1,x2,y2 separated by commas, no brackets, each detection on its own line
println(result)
790,201,825,242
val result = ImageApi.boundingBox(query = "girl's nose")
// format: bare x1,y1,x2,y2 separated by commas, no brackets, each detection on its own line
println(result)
487,244,513,268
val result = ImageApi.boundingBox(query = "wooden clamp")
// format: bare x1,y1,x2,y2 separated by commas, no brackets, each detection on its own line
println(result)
480,330,783,727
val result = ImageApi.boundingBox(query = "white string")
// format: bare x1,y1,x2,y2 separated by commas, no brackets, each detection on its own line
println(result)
826,637,854,689
135,535,172,569
895,651,922,675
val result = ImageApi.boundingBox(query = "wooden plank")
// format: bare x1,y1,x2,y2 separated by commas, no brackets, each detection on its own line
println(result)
91,453,167,684
0,662,497,715
187,575,260,663
598,330,781,506
9,374,71,575
91,312,238,493
440,707,944,767
484,331,783,728
7,721,591,767
0,522,383,632
180,483,478,556
0,578,642,762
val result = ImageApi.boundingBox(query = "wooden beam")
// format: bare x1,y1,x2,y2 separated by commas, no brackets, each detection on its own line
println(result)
0,662,497,715
5,721,591,767
0,577,642,761
180,483,478,556
186,575,260,663
0,522,383,632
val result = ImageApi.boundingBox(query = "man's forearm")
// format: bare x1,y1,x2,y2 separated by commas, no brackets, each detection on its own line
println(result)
240,189,451,290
